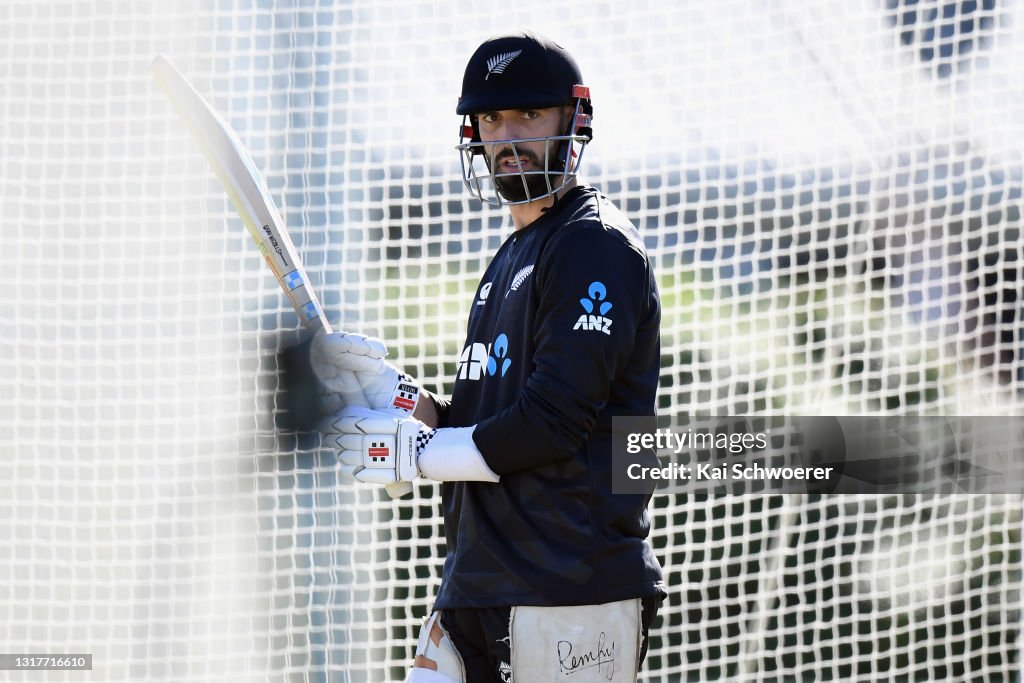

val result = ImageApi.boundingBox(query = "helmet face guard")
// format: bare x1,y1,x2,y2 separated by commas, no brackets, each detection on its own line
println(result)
455,32,593,206
456,95,592,206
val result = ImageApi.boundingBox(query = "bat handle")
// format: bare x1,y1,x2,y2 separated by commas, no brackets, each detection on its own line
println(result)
386,481,414,499
312,317,413,500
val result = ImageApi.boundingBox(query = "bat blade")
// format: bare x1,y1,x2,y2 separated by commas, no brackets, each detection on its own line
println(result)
148,54,328,332
150,54,412,499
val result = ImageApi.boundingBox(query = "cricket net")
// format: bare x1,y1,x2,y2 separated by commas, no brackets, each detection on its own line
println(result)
2,0,1022,681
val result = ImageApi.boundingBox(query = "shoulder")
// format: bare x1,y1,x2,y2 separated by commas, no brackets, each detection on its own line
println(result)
543,187,648,266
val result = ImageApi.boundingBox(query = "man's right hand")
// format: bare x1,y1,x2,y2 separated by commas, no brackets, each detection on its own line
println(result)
310,331,421,415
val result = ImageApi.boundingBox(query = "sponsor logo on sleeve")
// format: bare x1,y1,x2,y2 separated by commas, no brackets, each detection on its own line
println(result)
572,281,613,335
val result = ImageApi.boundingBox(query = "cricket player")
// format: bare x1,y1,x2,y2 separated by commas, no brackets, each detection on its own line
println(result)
312,31,665,682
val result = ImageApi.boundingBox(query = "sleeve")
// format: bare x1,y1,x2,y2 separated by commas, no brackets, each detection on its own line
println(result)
432,394,452,428
472,224,654,475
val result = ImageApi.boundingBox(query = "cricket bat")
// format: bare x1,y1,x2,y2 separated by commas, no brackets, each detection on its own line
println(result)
149,54,412,499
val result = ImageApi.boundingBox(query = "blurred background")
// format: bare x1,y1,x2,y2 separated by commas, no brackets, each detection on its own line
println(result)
1,0,1022,680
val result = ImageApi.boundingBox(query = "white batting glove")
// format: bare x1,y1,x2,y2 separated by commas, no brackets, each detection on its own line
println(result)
321,406,424,485
321,406,500,487
310,331,421,415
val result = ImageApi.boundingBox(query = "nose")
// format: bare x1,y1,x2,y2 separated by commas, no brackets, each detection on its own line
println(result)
494,118,524,141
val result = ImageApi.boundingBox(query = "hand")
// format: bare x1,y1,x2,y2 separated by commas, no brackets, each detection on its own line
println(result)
321,406,500,486
310,331,420,414
321,406,430,485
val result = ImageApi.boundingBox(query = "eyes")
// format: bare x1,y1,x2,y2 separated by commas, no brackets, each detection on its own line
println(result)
478,110,542,125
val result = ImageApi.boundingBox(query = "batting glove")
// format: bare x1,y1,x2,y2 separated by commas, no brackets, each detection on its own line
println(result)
321,406,500,486
310,331,421,415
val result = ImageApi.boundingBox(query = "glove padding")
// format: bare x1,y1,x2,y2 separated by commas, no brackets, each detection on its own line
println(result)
311,331,420,415
321,406,501,486
322,406,428,485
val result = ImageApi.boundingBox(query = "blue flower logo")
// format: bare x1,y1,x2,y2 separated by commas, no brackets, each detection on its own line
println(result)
487,333,512,377
579,281,613,316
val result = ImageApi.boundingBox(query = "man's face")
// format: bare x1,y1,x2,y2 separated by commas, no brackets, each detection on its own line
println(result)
474,106,571,203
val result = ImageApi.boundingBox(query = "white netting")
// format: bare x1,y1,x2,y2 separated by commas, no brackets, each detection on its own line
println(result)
2,0,1022,681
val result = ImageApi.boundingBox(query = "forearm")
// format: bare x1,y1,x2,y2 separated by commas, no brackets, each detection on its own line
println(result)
413,389,441,427
414,389,451,428
473,381,599,475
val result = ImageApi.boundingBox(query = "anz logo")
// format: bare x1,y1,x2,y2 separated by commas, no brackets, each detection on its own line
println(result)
457,332,512,381
487,333,512,377
573,281,613,335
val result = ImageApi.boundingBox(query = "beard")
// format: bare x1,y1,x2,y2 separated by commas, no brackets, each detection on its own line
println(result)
488,146,567,203
493,171,558,203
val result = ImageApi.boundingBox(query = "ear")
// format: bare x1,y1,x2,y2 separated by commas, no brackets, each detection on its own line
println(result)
559,105,576,135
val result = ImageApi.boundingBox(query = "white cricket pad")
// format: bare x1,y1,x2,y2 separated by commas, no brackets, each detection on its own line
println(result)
406,612,465,683
405,668,461,683
510,598,641,682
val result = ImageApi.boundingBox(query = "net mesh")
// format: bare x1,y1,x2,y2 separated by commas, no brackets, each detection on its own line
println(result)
2,0,1023,681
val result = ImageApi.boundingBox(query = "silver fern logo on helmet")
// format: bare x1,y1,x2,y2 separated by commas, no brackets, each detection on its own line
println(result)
485,50,522,79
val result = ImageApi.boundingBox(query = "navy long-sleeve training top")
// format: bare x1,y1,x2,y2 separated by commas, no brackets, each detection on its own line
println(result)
432,185,666,609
